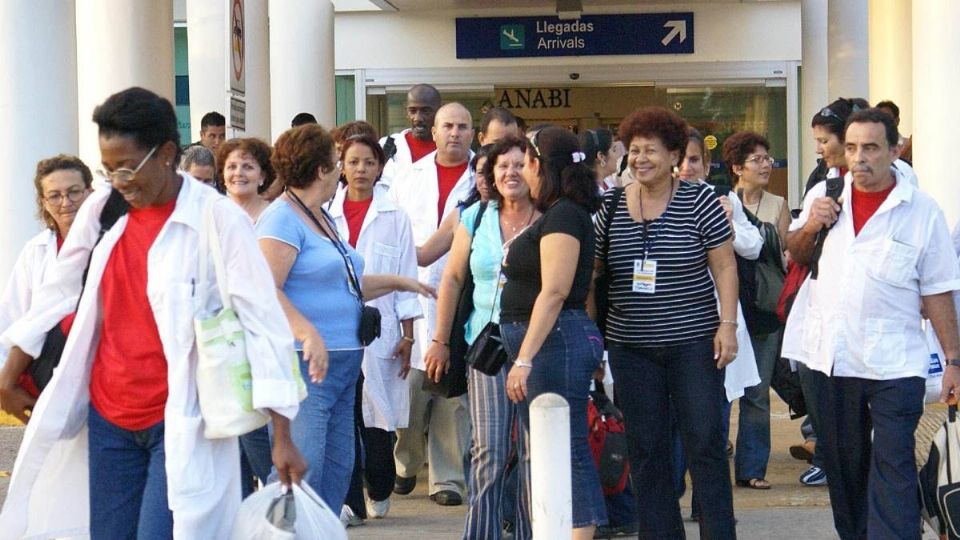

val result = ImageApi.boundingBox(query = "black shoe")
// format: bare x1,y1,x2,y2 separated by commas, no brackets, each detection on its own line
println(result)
393,475,417,495
594,522,639,538
429,490,462,506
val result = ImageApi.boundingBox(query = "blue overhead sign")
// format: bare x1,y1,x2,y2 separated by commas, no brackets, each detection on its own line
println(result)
456,13,694,59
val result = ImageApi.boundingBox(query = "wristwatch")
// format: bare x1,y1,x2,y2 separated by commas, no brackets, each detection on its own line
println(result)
948,359,960,368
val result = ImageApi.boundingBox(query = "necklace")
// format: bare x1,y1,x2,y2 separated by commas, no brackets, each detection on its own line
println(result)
500,204,534,234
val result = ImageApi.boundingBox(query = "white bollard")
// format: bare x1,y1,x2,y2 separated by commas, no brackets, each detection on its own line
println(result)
529,392,572,539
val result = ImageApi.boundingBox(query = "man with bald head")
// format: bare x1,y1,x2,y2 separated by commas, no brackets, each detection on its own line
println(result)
379,84,443,188
389,102,475,506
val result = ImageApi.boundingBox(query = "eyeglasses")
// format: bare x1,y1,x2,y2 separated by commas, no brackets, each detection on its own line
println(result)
96,145,157,183
744,155,775,166
43,187,87,206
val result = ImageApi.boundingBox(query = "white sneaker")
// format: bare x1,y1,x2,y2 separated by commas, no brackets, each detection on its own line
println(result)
365,496,391,519
339,505,364,527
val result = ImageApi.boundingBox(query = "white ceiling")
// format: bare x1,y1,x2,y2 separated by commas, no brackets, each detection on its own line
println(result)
333,0,774,12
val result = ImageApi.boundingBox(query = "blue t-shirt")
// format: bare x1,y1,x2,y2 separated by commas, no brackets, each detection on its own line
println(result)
256,199,365,351
460,201,503,345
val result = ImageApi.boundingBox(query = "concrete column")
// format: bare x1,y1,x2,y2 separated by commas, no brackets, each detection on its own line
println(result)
868,0,912,135
800,0,829,188
186,0,227,144
188,0,270,141
244,0,271,140
270,0,335,141
76,0,174,167
827,0,870,100
0,0,78,284
913,0,960,227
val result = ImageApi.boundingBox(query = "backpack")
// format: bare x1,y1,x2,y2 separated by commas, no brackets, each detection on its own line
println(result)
919,403,960,539
587,391,630,496
775,176,844,322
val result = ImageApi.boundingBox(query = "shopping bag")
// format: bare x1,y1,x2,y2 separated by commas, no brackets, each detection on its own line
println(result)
927,322,947,404
231,482,346,540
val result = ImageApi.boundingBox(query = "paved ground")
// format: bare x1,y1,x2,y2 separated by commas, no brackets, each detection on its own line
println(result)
0,398,945,538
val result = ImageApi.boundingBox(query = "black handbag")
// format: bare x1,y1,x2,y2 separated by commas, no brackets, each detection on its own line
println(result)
27,188,129,394
287,190,381,346
465,322,508,376
594,188,623,338
423,202,488,398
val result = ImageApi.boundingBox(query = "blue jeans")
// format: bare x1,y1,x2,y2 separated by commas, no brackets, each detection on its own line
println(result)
798,364,826,469
88,405,172,540
608,339,736,540
240,425,272,496
288,349,363,512
501,309,607,531
735,328,782,480
814,375,925,540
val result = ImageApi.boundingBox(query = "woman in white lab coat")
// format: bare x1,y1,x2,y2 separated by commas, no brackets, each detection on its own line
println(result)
0,87,306,539
0,155,93,374
330,134,422,520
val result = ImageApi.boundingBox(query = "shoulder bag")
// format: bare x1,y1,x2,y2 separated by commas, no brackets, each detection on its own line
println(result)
423,202,488,397
594,188,624,338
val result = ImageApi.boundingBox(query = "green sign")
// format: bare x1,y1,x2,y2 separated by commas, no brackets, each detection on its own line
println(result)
500,24,525,50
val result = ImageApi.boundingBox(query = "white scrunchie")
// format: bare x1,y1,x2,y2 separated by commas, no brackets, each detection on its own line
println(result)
571,151,586,163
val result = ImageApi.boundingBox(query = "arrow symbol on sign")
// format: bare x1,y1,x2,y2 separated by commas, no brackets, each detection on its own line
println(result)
661,20,687,46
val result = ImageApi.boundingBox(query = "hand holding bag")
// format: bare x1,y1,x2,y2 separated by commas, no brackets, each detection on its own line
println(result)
195,198,271,438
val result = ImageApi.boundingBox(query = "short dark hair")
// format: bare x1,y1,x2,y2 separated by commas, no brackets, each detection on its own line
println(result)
811,97,869,141
481,136,527,203
200,111,226,131
216,138,275,194
618,107,687,163
291,112,317,127
272,124,336,189
480,107,517,136
722,131,770,181
340,134,388,170
527,126,599,212
846,108,900,148
34,154,93,231
331,121,379,146
92,87,182,167
577,128,614,169
875,100,900,119
471,143,494,172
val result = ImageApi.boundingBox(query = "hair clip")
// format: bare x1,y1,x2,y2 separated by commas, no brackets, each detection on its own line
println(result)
571,151,586,163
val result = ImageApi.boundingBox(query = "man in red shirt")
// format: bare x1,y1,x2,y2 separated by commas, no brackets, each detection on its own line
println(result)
389,103,475,507
379,84,442,188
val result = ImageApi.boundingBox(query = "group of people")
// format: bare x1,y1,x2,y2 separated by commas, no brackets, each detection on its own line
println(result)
0,81,956,540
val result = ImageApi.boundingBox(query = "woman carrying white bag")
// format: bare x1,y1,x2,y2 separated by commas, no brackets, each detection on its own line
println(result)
0,87,306,539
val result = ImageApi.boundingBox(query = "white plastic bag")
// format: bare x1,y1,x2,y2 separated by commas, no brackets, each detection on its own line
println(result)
926,321,946,404
231,482,346,540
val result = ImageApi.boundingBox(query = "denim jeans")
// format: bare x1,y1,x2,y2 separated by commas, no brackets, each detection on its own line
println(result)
735,328,782,481
500,309,607,531
88,405,172,540
240,425,272,496
798,364,826,469
288,349,363,512
814,375,925,540
608,339,736,540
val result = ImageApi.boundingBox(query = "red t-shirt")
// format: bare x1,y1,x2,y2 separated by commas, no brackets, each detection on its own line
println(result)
851,181,896,236
343,197,373,248
405,132,436,163
90,199,176,430
436,161,468,225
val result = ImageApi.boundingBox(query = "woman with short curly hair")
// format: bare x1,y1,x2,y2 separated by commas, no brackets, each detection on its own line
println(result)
257,123,434,513
593,107,738,538
216,137,275,221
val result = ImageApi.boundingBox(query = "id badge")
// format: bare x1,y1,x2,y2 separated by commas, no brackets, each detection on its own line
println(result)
632,259,657,294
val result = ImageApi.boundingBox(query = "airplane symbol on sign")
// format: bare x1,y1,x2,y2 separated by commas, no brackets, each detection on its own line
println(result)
503,29,520,44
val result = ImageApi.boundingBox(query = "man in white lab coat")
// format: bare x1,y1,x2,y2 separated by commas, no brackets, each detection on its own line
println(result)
389,102,476,506
379,84,441,189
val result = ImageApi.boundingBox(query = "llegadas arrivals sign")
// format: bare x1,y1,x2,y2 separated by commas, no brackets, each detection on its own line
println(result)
456,13,694,59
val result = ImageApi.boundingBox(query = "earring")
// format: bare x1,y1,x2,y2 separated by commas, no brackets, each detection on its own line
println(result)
599,158,607,167
672,165,680,175
165,162,170,167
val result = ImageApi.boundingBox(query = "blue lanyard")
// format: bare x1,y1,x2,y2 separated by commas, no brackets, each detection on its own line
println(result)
638,179,676,264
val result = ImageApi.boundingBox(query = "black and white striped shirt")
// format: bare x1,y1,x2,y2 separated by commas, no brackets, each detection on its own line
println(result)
595,181,731,346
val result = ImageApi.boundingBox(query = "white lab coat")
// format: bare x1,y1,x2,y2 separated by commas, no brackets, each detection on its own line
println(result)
330,185,423,431
0,175,302,539
379,129,423,190
388,151,475,370
0,229,57,367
